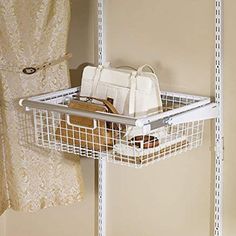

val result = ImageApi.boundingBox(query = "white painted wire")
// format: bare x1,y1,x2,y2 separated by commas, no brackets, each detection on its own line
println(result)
32,90,204,168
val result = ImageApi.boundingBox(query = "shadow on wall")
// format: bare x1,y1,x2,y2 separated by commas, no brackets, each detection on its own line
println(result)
70,63,94,87
67,0,94,87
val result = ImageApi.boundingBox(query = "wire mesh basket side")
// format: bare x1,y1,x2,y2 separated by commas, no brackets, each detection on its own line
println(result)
111,120,204,167
32,91,205,167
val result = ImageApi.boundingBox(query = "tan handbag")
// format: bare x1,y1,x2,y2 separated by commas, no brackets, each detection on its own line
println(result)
56,96,122,152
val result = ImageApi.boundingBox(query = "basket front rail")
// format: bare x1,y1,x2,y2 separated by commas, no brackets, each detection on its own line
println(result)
19,97,218,130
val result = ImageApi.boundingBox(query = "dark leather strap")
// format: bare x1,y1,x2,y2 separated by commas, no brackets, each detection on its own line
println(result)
72,95,125,130
129,135,159,149
73,95,119,114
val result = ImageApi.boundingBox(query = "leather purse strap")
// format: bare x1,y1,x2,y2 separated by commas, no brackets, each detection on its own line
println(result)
91,65,103,96
72,95,126,130
75,95,119,114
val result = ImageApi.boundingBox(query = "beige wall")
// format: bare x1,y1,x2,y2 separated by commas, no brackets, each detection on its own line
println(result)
0,213,6,236
68,0,95,87
105,1,213,235
1,0,236,236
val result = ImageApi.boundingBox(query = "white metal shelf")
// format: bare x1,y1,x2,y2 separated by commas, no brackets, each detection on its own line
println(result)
19,86,217,168
19,87,216,129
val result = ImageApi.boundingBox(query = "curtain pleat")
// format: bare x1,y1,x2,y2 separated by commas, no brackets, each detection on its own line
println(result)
0,0,84,215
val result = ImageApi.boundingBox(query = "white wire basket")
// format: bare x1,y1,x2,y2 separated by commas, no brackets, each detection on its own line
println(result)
19,87,217,168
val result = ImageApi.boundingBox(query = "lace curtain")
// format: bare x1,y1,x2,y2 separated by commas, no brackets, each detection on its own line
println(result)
0,0,84,215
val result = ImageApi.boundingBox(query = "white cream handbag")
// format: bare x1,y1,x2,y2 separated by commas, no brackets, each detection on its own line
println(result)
80,64,163,119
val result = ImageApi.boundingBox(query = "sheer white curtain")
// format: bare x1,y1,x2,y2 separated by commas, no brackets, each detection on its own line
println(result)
0,0,84,215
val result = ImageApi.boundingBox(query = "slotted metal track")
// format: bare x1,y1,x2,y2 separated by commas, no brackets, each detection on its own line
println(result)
214,1,224,236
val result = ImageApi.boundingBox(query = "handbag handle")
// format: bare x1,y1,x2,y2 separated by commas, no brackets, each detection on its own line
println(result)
116,65,137,71
137,64,156,74
66,114,98,130
91,65,103,96
128,64,157,116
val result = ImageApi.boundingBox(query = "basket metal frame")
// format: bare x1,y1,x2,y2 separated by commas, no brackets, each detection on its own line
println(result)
20,87,217,130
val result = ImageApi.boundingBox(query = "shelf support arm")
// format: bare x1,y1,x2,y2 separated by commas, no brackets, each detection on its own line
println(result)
166,103,219,125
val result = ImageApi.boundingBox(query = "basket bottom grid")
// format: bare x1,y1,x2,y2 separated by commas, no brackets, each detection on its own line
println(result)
35,120,204,168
